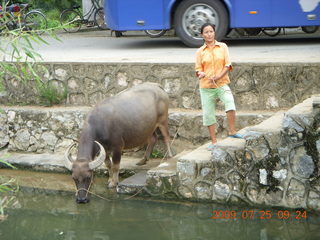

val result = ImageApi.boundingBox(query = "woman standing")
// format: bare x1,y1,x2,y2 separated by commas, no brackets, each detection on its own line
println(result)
195,23,243,150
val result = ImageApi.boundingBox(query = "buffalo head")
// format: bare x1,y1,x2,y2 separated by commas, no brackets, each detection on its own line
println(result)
64,141,106,203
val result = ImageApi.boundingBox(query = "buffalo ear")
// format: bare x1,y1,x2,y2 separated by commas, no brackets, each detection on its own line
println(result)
64,143,77,171
88,141,106,170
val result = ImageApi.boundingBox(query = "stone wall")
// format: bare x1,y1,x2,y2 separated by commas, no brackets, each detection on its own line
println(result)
0,62,319,110
0,106,272,154
144,96,320,210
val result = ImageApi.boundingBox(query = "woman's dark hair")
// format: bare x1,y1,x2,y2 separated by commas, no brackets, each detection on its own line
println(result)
200,23,216,34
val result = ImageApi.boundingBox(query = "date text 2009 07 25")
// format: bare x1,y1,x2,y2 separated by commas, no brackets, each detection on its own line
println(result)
211,210,307,220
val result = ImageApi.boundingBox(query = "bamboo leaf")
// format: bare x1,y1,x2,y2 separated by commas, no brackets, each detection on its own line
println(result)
10,43,20,58
23,36,34,50
33,34,49,45
24,49,35,60
0,185,11,192
0,160,16,169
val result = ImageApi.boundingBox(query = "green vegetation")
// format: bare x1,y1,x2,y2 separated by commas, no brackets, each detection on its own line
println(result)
151,149,165,159
30,0,82,11
0,1,67,106
31,0,82,28
6,0,83,28
45,8,60,29
38,80,68,106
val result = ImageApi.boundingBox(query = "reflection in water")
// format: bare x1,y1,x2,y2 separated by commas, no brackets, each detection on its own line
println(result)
0,192,319,240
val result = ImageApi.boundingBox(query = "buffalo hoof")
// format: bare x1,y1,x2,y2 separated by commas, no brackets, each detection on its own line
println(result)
136,159,147,166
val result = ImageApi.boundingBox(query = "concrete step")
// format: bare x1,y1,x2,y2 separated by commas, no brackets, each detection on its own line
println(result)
0,168,118,199
117,150,190,196
117,170,148,194
0,152,163,177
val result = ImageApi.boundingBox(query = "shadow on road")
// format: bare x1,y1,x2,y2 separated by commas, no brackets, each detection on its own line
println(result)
118,37,187,49
225,36,320,47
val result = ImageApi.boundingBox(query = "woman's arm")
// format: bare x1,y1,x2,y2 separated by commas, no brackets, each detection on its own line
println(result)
195,50,205,79
209,66,230,82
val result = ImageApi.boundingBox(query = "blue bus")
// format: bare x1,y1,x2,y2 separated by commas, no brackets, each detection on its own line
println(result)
104,0,320,47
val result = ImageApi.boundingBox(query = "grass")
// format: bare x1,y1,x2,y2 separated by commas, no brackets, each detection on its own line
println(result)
151,149,165,159
37,81,68,106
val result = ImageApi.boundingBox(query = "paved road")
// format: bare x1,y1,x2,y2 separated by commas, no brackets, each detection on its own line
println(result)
17,29,320,63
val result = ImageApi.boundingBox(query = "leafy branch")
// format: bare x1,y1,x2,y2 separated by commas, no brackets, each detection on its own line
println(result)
0,4,66,106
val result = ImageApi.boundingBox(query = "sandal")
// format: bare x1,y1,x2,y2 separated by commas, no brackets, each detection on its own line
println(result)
228,133,244,139
207,143,217,151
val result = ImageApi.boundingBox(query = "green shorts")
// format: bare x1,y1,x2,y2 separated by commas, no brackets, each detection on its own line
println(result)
200,85,236,126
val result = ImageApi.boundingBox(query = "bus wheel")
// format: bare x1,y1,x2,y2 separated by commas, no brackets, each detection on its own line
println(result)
262,27,281,37
115,31,123,37
144,30,167,38
301,26,318,34
174,0,229,47
244,28,261,36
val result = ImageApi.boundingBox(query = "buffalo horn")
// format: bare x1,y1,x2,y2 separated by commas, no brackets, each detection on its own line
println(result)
88,141,106,170
64,143,76,171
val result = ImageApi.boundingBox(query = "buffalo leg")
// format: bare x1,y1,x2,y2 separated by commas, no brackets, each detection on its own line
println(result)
158,122,173,158
136,132,157,165
108,149,121,188
104,153,114,187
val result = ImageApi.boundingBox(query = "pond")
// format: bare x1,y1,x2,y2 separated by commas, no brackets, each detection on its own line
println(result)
1,190,320,240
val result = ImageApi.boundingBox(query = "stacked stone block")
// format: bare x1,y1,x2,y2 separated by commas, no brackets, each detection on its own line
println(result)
0,62,319,111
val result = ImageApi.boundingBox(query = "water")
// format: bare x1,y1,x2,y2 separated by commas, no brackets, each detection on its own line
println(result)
1,191,320,240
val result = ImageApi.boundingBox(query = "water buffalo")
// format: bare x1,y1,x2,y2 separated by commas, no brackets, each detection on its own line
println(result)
64,82,173,203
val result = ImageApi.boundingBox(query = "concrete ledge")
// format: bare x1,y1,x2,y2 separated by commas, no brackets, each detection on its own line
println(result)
117,171,148,195
0,152,162,177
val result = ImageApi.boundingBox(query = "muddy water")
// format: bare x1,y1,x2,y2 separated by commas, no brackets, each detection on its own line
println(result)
1,170,320,240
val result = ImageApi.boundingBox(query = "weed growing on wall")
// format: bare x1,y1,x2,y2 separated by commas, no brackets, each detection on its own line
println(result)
38,81,68,106
151,149,165,159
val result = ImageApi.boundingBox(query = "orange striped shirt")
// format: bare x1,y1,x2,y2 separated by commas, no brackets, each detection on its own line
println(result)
195,41,232,89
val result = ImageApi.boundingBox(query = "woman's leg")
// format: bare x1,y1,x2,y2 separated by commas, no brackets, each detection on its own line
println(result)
200,88,217,144
219,85,238,135
226,110,237,135
208,124,217,144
